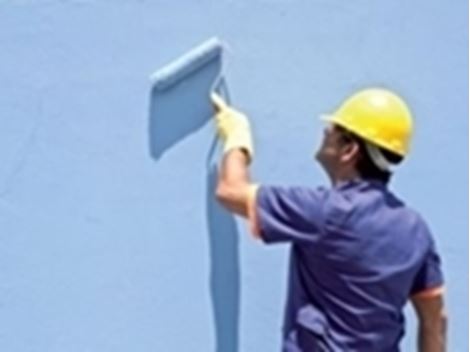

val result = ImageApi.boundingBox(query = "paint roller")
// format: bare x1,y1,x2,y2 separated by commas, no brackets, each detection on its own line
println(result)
150,37,226,93
148,37,230,161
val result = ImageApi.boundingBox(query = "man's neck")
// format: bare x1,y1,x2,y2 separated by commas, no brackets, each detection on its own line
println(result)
331,170,361,187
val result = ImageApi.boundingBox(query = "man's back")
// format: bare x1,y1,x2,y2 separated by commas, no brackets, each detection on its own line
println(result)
251,180,444,351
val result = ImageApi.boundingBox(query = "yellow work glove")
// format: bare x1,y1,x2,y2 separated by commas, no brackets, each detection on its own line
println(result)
211,93,254,162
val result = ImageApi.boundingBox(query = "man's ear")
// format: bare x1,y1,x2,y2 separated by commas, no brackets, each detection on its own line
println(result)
340,141,360,164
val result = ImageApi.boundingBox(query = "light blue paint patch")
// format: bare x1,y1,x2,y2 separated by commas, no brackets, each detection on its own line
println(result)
149,37,240,352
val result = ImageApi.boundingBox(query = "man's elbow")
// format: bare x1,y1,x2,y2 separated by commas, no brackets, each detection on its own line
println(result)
215,182,249,216
215,183,235,205
419,309,448,351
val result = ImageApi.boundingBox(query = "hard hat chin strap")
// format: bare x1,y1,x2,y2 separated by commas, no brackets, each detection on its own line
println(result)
365,143,395,173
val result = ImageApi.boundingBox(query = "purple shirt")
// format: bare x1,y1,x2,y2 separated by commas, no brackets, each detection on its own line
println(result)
253,180,444,352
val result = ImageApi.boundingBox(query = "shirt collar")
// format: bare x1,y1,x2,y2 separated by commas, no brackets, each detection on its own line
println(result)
335,179,387,191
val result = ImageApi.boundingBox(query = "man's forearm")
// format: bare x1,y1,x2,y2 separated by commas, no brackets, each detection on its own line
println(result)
216,149,252,216
219,149,250,185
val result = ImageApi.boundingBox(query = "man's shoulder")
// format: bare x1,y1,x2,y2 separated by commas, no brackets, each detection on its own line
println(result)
383,189,429,228
258,184,330,202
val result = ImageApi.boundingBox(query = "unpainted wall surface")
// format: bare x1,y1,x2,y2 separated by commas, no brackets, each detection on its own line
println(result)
0,1,467,351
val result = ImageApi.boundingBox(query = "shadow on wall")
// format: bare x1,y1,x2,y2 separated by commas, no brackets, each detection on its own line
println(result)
206,165,240,352
148,58,240,351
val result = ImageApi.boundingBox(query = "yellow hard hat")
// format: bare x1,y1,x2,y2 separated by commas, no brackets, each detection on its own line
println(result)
323,88,414,156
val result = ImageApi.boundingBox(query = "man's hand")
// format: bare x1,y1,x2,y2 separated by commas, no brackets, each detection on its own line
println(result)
211,93,254,162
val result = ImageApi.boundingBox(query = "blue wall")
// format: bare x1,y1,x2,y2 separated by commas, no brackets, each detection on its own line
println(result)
0,1,467,351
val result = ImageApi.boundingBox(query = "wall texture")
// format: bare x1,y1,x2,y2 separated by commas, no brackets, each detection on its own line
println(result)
0,1,467,351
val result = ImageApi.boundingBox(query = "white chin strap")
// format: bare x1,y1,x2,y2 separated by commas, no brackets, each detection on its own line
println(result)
365,143,395,173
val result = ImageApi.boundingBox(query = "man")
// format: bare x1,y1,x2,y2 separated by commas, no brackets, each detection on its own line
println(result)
211,88,446,352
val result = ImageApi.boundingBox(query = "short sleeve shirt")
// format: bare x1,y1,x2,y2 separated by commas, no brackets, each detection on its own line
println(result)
249,180,444,352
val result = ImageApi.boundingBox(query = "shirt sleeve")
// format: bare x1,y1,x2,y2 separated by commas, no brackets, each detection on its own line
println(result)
247,185,327,244
410,240,445,298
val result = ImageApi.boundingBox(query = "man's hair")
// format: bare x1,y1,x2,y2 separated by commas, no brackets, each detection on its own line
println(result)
336,126,404,184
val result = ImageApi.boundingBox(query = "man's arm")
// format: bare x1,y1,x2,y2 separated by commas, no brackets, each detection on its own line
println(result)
411,293,447,352
215,149,254,217
211,93,256,218
210,94,328,242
